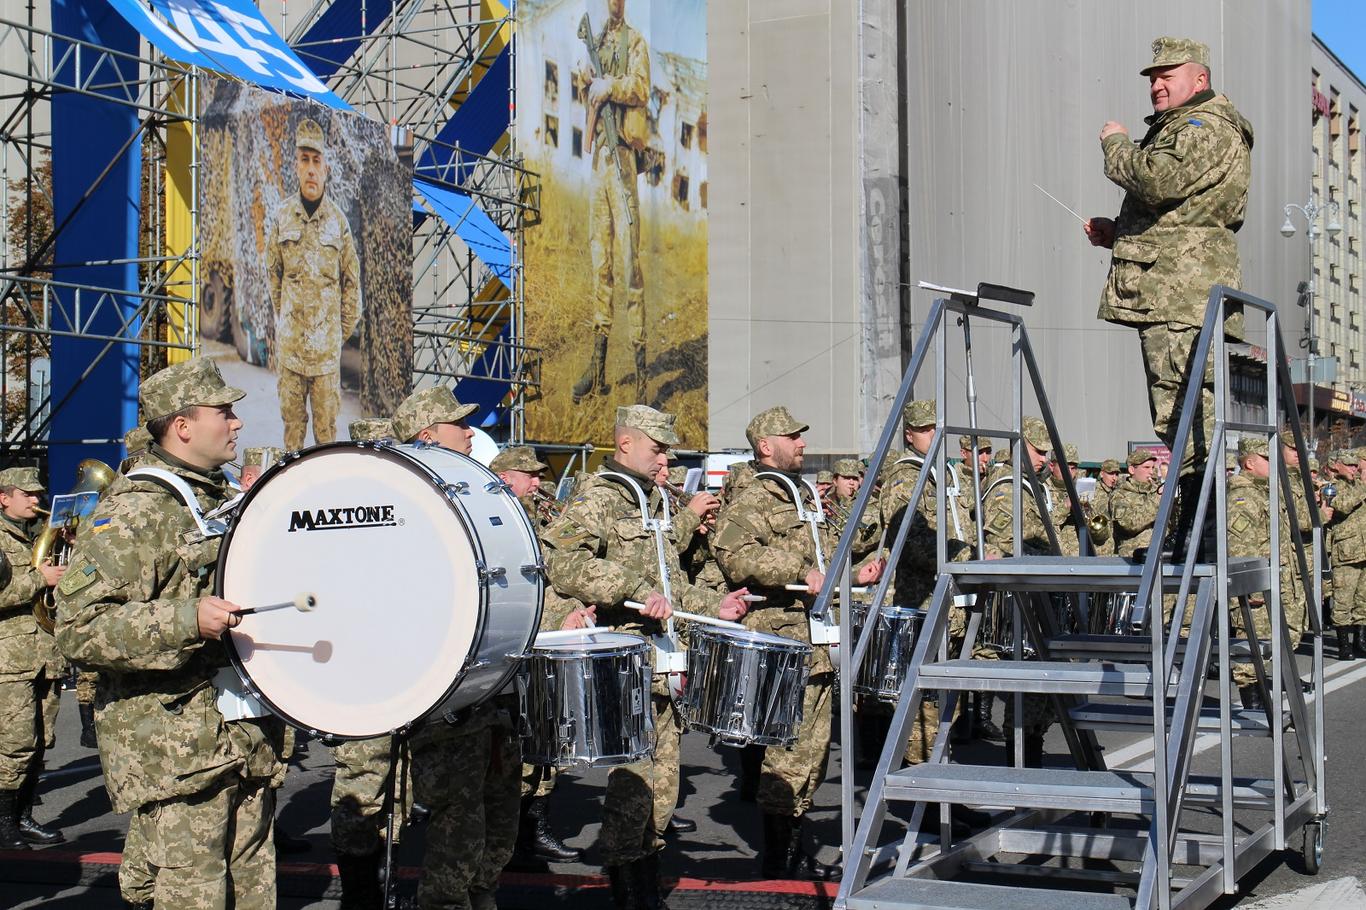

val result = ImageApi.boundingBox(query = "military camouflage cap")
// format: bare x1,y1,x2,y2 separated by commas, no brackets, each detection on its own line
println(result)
1309,456,1320,472
1021,417,1051,452
745,406,808,450
490,445,549,474
296,118,325,153
0,466,43,492
816,470,834,484
243,446,284,469
959,435,991,452
1127,448,1158,467
993,449,1011,465
1140,36,1210,75
1238,436,1269,458
616,404,680,446
1063,443,1079,465
124,426,152,454
140,358,245,423
1225,453,1238,471
349,417,393,442
1335,449,1360,466
667,466,689,486
392,387,478,442
832,458,864,477
903,399,936,429
1100,458,1122,473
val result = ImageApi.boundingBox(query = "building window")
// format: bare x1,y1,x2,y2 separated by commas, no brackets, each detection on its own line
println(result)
544,60,559,103
699,180,708,209
571,127,583,158
544,114,559,147
672,172,690,208
698,112,708,152
680,122,694,149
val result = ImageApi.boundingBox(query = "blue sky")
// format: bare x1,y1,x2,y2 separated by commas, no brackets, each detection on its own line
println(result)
1315,0,1366,80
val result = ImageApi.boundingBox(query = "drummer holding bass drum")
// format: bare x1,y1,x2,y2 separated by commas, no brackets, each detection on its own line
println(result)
539,405,751,910
712,406,885,882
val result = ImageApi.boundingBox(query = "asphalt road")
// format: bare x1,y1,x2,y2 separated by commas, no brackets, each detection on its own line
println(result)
5,641,1366,910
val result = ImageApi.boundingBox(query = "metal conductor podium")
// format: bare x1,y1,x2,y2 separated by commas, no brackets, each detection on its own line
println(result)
821,283,1326,910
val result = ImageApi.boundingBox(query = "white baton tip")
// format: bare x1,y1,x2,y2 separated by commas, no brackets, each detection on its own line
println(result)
295,593,318,612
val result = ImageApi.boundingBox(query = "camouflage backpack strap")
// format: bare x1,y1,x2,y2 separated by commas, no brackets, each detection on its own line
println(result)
125,467,227,541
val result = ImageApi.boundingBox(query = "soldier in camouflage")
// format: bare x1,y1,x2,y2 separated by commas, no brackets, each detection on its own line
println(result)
55,358,286,910
1110,450,1162,558
1090,458,1124,556
712,406,883,881
825,458,880,561
1279,431,1322,649
239,446,284,492
1047,443,1083,558
266,117,361,451
573,0,653,404
542,405,748,909
1325,448,1366,661
0,467,66,849
391,388,522,910
1086,36,1254,546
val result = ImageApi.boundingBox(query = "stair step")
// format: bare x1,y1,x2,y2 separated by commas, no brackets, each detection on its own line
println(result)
1069,701,1273,736
918,660,1160,696
845,876,1132,910
945,554,1268,597
1046,633,1267,662
883,763,1274,813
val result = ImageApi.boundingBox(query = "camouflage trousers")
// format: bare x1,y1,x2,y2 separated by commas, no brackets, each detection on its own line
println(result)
1332,561,1366,626
0,669,60,788
521,762,557,799
278,367,340,451
126,776,275,910
411,709,522,909
1232,593,1304,689
331,734,415,856
589,147,645,349
1138,323,1213,478
600,692,681,866
758,671,833,818
76,669,99,705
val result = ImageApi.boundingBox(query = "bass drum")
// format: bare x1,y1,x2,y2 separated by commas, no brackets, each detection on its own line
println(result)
217,441,543,739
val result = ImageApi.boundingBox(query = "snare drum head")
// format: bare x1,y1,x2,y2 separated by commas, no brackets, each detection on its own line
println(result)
219,444,486,738
533,631,646,655
694,626,808,652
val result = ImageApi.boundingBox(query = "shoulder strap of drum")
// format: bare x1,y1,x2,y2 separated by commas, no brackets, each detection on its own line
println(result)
126,467,228,540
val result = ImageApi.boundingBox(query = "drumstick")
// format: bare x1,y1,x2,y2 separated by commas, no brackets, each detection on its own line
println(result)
623,600,748,631
784,583,870,595
238,593,318,616
740,594,766,602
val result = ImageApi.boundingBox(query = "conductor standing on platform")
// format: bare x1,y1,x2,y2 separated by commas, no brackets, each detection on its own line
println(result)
1085,37,1253,545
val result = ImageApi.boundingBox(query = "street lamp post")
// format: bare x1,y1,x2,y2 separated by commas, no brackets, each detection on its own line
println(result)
1281,193,1343,448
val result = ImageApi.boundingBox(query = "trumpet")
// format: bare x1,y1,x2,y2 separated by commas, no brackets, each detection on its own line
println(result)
531,487,564,523
32,458,117,633
1083,503,1110,544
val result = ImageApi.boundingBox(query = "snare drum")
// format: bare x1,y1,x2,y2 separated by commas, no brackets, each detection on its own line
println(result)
521,630,653,768
680,626,812,747
851,603,924,703
217,441,543,739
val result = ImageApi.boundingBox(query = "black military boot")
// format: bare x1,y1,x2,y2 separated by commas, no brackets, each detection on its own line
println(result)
631,852,662,910
78,702,98,749
335,848,384,910
633,345,648,403
1355,624,1366,658
974,694,1005,743
760,812,795,878
1337,627,1355,661
1023,732,1045,769
665,815,695,835
17,769,62,845
0,790,30,850
606,858,652,910
787,815,841,881
1238,684,1264,710
572,335,609,403
738,744,764,802
516,795,581,862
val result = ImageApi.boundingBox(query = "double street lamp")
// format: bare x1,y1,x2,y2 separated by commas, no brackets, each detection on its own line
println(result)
1281,193,1343,447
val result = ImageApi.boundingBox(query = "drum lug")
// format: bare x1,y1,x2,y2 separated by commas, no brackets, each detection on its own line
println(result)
444,481,470,496
521,561,547,578
477,562,507,585
485,479,512,494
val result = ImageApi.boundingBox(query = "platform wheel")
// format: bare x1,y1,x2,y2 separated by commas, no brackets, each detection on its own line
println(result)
1303,820,1323,875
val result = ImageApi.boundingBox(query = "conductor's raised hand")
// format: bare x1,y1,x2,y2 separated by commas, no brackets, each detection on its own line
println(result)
1084,217,1116,249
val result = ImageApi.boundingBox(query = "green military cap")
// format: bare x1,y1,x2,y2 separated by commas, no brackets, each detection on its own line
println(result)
349,417,393,442
903,399,935,429
0,466,43,492
140,358,244,423
1100,458,1122,473
1063,443,1079,465
243,446,284,469
124,426,152,455
1140,36,1210,75
993,449,1011,465
1225,453,1238,471
959,434,991,451
745,406,808,450
1309,456,1320,472
392,387,478,442
1127,448,1158,467
816,470,834,484
1335,449,1360,466
489,445,549,474
832,458,863,478
296,118,325,153
1021,417,1051,452
616,404,680,446
1238,436,1269,458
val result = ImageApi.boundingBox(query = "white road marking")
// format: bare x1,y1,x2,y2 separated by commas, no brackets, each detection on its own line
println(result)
1238,875,1366,909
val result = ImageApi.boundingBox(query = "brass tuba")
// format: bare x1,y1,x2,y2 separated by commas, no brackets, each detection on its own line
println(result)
32,458,117,633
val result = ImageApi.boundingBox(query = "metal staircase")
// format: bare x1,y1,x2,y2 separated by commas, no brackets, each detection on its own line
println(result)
819,284,1327,910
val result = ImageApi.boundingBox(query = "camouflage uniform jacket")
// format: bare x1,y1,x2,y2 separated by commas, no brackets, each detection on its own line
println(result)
1110,475,1161,557
1227,473,1301,602
266,193,361,376
540,461,722,637
1047,476,1081,557
1327,476,1366,565
1097,91,1254,330
53,448,284,813
981,465,1053,557
878,453,971,603
1091,481,1118,555
0,514,61,681
824,492,881,562
592,18,649,161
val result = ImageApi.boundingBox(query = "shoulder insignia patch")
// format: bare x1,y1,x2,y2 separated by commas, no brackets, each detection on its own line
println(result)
57,562,99,596
1187,118,1203,126
91,517,114,534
